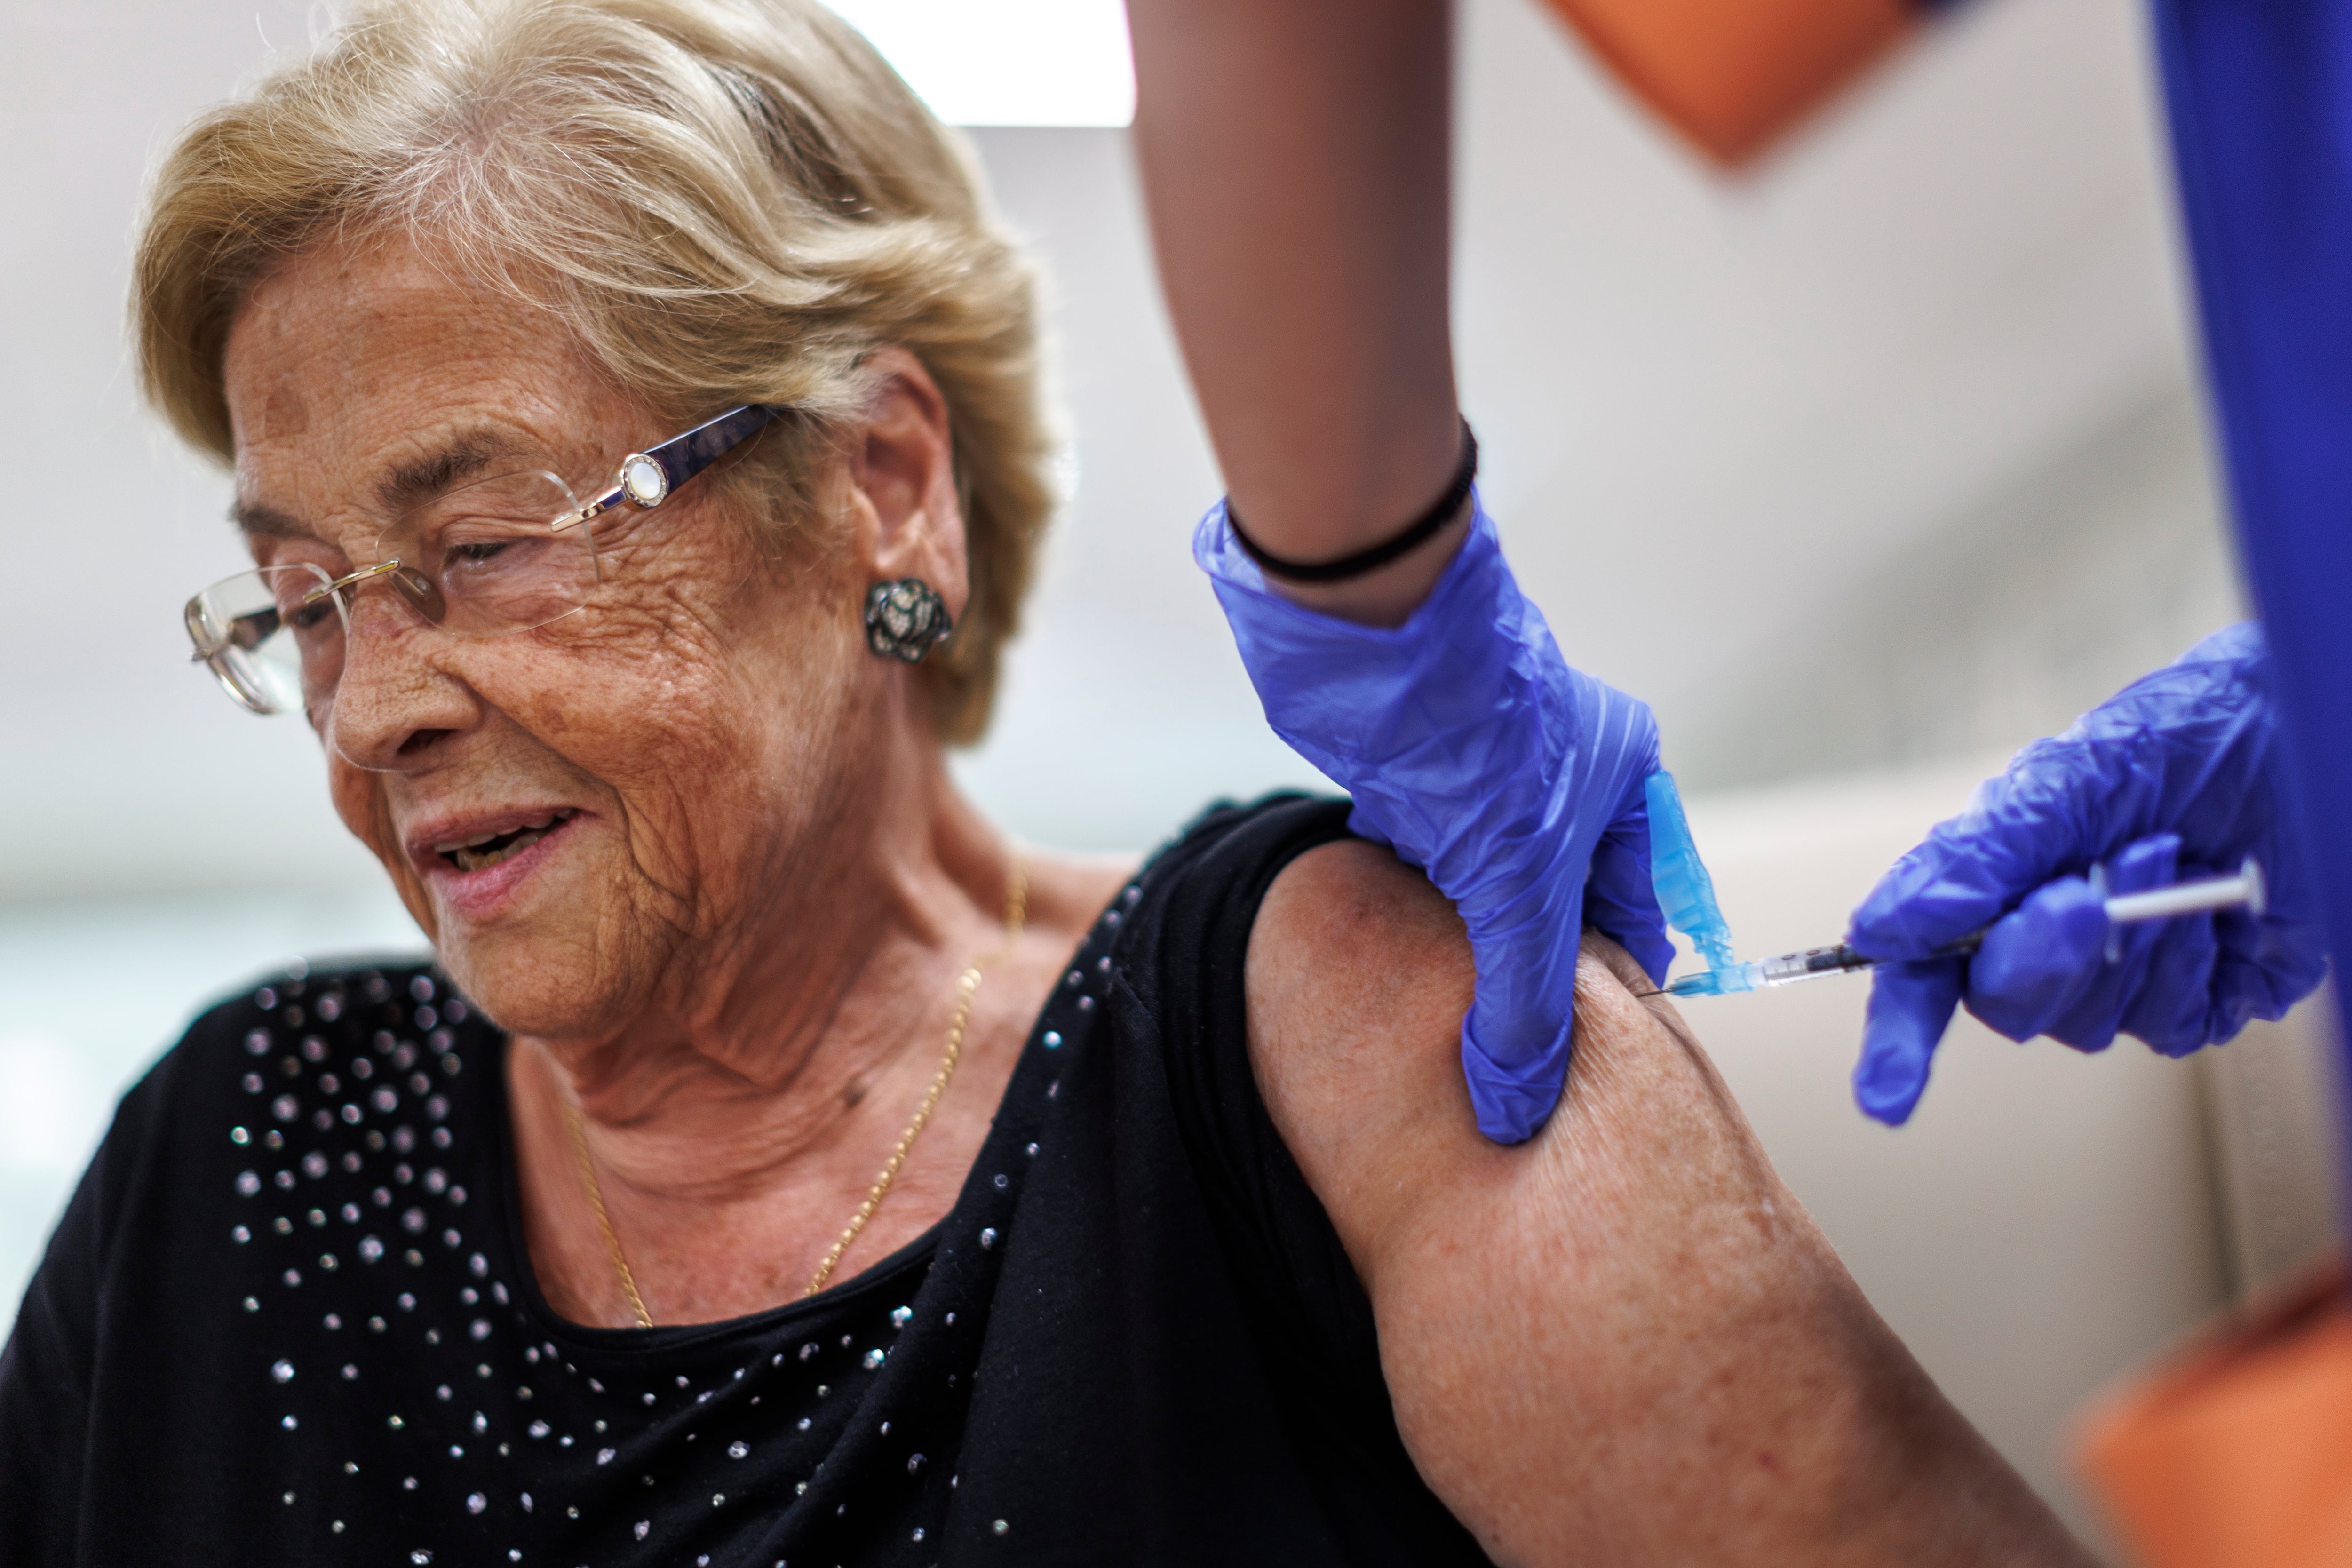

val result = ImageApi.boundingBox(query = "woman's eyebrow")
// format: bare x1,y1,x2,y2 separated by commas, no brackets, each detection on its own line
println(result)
373,431,529,515
229,499,310,539
227,431,529,539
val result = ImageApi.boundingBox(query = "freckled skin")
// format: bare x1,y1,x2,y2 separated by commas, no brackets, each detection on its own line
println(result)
1248,844,2098,1567
231,248,856,1022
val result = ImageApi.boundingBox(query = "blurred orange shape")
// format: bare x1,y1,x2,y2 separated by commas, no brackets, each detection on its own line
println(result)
2078,1256,2352,1568
1536,0,1917,166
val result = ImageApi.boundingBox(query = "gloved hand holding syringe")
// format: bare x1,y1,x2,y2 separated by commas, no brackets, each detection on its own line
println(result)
1647,624,2327,1127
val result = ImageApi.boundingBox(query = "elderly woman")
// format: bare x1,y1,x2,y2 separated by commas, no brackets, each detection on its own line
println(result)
0,1,2089,1564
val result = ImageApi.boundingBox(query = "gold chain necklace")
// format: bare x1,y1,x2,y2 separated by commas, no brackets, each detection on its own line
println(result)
559,858,1030,1328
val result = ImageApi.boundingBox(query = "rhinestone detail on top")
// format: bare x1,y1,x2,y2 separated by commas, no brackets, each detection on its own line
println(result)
213,886,1130,1564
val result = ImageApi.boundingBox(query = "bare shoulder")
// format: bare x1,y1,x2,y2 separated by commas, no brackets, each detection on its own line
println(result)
1244,839,1744,1263
1245,838,1493,1261
1248,837,1472,1072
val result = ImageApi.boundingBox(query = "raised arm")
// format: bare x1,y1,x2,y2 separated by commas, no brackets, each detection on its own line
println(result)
1127,0,1463,624
1246,840,2097,1566
1131,0,1677,1146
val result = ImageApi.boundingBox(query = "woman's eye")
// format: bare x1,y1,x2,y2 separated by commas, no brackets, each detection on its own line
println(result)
292,599,337,632
449,540,510,566
230,609,283,651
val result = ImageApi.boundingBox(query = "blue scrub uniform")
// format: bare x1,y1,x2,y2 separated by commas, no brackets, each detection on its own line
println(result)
2150,1,2352,1093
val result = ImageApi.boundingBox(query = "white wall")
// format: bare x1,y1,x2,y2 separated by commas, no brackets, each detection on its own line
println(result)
1450,0,2220,737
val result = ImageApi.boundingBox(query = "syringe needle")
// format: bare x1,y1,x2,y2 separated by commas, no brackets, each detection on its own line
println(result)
1659,859,2266,998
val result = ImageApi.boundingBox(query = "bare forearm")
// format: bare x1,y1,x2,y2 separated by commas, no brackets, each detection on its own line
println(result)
1127,0,1465,622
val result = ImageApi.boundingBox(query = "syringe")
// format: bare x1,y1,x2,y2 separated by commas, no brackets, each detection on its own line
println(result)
1661,858,2267,999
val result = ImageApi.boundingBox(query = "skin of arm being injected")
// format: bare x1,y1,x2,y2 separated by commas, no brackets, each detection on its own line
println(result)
1249,840,2099,1567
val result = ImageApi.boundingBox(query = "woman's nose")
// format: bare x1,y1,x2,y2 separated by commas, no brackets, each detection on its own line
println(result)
324,590,477,770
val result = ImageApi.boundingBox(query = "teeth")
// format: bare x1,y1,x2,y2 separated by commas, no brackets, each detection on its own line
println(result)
436,809,575,870
450,826,543,874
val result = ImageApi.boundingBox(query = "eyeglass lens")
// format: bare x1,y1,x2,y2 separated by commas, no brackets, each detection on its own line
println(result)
378,471,594,635
187,563,343,716
187,470,594,717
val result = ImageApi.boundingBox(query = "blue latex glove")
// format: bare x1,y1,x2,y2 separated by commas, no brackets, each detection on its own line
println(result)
1847,623,2327,1126
1196,492,1673,1144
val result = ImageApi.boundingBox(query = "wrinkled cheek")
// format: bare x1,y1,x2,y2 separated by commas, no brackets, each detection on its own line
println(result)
641,686,810,936
611,704,747,901
328,765,433,936
509,683,578,742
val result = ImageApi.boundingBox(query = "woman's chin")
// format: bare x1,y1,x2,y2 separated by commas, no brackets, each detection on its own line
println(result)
419,827,631,1035
431,931,630,1043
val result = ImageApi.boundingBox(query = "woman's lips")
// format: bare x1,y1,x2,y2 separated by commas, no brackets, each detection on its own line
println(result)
434,807,577,872
418,808,583,920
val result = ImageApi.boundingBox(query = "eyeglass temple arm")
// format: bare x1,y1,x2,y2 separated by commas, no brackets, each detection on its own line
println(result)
562,403,785,529
652,404,785,493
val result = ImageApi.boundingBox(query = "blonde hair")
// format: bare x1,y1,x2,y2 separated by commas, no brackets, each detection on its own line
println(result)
135,0,1052,743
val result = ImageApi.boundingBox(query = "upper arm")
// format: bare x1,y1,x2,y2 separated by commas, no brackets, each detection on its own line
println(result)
1243,838,1676,1286
1242,838,1489,1273
1245,840,2093,1568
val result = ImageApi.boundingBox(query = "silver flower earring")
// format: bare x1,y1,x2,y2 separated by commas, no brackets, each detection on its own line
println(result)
864,579,954,663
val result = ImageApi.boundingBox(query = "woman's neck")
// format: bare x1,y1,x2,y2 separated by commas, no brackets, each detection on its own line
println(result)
505,756,1128,1327
546,752,1002,1182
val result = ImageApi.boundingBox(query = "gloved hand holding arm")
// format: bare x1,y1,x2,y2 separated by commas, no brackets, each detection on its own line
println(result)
1846,622,2328,1125
1199,495,1672,1144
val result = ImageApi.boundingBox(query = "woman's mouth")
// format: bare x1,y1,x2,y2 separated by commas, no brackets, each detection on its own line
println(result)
433,808,578,873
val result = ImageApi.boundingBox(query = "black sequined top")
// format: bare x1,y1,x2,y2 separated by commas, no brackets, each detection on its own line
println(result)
0,797,1492,1567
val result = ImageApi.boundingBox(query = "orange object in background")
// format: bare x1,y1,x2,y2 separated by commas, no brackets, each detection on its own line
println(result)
2078,1257,2352,1568
1536,0,1921,166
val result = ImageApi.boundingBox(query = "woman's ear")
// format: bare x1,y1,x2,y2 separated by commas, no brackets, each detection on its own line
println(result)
845,348,969,621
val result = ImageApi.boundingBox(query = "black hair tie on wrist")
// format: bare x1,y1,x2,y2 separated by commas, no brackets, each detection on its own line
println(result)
1224,420,1478,584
